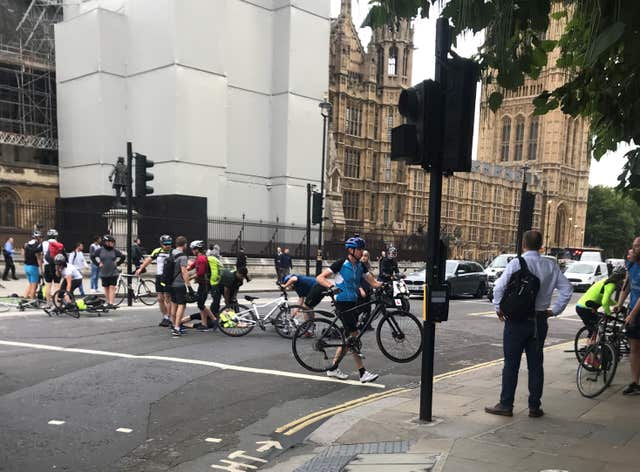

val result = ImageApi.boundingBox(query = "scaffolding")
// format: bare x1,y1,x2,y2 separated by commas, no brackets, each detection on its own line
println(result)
0,0,63,152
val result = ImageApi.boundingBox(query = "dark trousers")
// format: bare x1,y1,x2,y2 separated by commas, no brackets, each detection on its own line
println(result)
209,284,222,315
2,254,15,279
500,315,548,409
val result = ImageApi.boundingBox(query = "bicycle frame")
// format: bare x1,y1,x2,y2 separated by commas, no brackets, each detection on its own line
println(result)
321,292,393,344
232,296,289,328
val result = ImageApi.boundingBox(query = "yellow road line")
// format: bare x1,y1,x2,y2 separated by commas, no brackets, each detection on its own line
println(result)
274,387,407,434
282,388,412,436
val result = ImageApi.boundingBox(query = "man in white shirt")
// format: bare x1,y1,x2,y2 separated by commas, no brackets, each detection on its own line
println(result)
486,230,573,418
68,242,88,295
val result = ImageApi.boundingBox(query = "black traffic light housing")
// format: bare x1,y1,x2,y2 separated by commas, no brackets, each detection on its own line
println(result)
312,192,322,225
134,153,154,197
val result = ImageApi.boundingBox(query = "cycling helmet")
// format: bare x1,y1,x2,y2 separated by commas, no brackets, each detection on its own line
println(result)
610,265,626,281
102,234,115,243
388,246,398,258
46,229,58,239
32,230,42,238
159,234,172,245
54,254,66,265
345,236,366,249
190,240,206,251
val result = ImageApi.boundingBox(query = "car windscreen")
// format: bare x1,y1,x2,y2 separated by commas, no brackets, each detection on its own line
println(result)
489,255,512,268
446,261,457,274
566,263,595,274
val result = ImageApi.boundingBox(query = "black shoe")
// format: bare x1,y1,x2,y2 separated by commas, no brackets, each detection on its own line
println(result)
622,382,640,395
190,313,200,321
208,319,219,332
484,403,513,417
529,408,544,418
11,277,18,280
159,318,172,327
171,328,181,337
195,323,210,332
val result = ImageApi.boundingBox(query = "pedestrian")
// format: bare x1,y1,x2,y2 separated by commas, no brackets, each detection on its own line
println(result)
281,248,293,278
2,236,17,280
90,235,125,307
486,230,573,418
168,236,189,337
613,236,640,395
89,235,102,293
131,237,144,270
42,229,64,306
22,231,43,299
68,242,88,296
274,246,283,282
236,246,247,271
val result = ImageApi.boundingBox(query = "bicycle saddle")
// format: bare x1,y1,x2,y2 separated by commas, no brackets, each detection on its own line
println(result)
244,295,260,302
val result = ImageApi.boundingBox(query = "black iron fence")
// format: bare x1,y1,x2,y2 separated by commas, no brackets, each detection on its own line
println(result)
1,202,432,262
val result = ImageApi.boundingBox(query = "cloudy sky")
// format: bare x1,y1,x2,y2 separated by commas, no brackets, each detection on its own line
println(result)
330,0,627,187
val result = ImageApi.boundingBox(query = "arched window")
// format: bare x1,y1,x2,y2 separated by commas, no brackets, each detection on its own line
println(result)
0,188,19,228
571,118,580,166
500,117,511,161
514,116,525,161
527,116,539,160
376,47,384,83
388,46,398,75
402,48,409,76
564,118,573,164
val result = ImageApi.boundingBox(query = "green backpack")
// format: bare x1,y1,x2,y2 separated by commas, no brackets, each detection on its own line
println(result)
207,256,224,286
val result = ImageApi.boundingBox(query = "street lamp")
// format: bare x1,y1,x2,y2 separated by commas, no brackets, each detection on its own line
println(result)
316,97,332,275
568,217,573,246
545,199,553,254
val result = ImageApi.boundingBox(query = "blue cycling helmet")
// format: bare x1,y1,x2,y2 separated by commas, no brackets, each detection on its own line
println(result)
345,236,366,249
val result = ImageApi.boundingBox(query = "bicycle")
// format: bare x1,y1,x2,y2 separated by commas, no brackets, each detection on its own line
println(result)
217,285,307,338
113,273,157,306
291,284,423,373
46,290,112,318
574,306,630,362
576,309,629,398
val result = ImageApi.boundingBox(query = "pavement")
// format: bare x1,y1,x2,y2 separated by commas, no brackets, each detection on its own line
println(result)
263,344,640,472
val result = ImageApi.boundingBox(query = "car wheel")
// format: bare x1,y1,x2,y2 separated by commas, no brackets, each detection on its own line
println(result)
474,282,486,299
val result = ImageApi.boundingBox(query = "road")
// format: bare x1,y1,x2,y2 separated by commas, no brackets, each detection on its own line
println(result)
0,293,583,471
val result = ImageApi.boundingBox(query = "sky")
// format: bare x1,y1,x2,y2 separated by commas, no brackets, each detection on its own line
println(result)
329,0,627,187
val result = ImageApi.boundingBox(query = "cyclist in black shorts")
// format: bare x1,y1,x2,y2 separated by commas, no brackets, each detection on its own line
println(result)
186,240,218,332
54,254,83,306
136,235,173,327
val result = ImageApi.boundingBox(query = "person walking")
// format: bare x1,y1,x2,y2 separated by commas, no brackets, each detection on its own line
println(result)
236,247,247,271
274,247,283,282
22,231,43,299
281,248,293,279
485,230,573,417
131,237,145,270
90,235,125,307
89,235,102,293
68,242,88,296
2,237,17,280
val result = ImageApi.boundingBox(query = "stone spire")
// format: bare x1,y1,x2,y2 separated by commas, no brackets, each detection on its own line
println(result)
341,0,351,17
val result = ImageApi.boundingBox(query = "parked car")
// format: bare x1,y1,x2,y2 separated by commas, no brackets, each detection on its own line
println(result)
564,261,608,291
446,260,487,298
404,264,427,297
484,253,516,291
485,254,558,301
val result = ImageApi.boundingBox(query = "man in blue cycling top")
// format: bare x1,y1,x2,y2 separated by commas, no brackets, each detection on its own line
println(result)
316,236,384,383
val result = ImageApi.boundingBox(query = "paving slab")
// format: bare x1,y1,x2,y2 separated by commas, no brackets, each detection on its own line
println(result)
447,438,533,467
513,451,606,472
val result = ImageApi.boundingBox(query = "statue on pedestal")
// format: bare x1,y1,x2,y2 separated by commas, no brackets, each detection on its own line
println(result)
109,157,128,207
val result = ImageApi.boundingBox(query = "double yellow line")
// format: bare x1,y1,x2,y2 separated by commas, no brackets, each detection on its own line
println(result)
275,387,412,436
274,341,576,436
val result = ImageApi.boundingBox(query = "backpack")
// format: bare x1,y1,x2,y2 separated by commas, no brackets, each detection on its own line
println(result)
207,255,223,286
45,240,65,264
161,251,181,286
499,256,540,322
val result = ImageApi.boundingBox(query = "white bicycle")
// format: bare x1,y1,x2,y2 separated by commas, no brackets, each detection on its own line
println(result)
218,286,308,339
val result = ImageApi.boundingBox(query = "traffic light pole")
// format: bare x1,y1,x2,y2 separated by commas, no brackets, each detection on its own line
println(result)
516,166,528,256
306,183,312,276
420,18,451,423
126,142,133,307
316,112,328,276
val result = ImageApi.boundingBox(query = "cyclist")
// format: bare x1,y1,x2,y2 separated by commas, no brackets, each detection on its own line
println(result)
316,236,383,383
220,267,250,309
379,246,400,282
136,235,173,327
54,253,83,307
187,240,218,332
575,266,627,336
22,231,43,299
281,273,320,336
90,235,125,308
42,229,64,306
207,245,224,318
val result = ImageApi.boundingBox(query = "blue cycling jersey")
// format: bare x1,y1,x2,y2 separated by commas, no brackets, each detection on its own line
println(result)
330,258,367,302
283,274,316,297
629,262,640,311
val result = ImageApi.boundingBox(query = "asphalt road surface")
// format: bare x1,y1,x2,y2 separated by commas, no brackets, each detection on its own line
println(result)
0,292,583,471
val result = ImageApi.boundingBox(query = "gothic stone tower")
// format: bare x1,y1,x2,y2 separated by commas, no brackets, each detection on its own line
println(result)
477,8,590,250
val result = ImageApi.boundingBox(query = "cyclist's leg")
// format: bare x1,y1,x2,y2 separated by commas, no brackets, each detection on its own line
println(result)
576,306,598,340
197,283,216,326
333,301,364,370
43,265,54,304
156,277,171,324
172,286,187,331
209,284,222,316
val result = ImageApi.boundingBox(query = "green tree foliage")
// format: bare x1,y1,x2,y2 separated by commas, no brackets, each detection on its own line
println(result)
584,186,640,258
363,1,640,192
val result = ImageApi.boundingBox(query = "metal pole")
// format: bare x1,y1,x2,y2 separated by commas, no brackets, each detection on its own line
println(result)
515,166,528,256
316,114,328,275
419,17,450,423
306,184,312,276
126,142,133,307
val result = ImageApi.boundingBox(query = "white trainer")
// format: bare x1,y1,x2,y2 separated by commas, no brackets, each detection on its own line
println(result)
360,370,379,383
326,368,349,380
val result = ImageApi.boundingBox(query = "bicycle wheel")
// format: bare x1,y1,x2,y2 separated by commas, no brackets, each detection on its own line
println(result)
292,318,346,372
53,291,80,319
376,310,423,363
0,296,23,311
273,304,307,339
574,325,593,362
577,342,618,398
138,279,157,306
0,303,10,313
114,280,127,306
218,304,255,337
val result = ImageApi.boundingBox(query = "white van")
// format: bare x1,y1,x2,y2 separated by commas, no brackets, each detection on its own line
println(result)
484,254,516,287
564,261,608,291
580,251,603,262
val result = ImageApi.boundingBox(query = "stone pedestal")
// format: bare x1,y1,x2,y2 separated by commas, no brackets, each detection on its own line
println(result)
102,208,140,246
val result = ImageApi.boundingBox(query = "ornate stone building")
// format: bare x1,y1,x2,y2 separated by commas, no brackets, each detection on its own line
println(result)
326,1,588,261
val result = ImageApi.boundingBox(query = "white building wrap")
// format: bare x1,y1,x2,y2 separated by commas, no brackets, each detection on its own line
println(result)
55,0,330,225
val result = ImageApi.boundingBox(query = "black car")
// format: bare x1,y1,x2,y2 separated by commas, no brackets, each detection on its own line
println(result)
445,260,488,298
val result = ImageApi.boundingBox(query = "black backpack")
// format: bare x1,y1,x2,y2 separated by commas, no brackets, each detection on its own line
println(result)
162,251,180,286
499,256,540,322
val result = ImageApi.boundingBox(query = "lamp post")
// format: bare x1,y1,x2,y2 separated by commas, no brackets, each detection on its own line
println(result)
316,98,332,275
545,199,553,254
568,217,573,246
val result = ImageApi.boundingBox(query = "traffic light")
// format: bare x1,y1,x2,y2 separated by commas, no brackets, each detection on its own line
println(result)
134,152,154,197
392,80,444,169
312,192,322,225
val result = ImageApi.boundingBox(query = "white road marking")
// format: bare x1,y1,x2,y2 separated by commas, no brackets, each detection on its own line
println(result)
0,340,385,389
206,437,222,443
48,420,65,425
255,440,282,452
465,311,496,317
116,428,133,433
